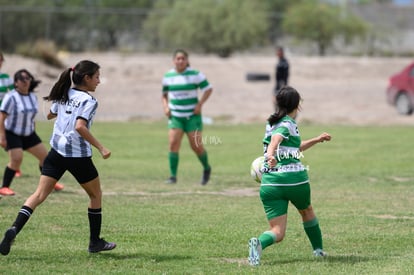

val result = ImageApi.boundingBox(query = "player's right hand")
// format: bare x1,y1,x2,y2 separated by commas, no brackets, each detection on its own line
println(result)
100,147,111,159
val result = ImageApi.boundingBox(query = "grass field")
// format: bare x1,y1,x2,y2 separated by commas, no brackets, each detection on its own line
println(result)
0,121,413,274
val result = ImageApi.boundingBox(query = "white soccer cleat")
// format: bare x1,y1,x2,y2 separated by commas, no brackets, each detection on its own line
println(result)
313,248,327,257
248,237,262,266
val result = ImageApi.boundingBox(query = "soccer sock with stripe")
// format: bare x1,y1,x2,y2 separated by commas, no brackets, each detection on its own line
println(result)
303,217,323,250
258,230,276,250
88,208,102,243
2,166,16,188
169,152,179,177
197,151,210,170
12,205,33,234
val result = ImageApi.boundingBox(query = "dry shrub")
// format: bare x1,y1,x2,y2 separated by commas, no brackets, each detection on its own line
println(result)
16,40,65,69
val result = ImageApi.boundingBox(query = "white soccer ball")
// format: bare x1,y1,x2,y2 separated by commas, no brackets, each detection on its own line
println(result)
250,156,265,183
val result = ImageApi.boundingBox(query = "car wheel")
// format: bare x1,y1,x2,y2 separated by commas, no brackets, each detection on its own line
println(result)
395,93,413,115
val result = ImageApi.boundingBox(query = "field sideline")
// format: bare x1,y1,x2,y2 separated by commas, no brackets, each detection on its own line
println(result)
0,121,413,274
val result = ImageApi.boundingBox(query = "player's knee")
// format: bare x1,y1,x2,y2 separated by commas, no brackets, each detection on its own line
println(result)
299,206,316,221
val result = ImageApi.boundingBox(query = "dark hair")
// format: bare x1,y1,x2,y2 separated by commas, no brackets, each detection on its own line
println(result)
14,69,41,92
44,60,100,102
268,86,301,125
173,49,189,58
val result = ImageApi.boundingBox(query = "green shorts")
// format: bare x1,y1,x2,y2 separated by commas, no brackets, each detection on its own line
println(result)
260,183,311,220
168,114,203,132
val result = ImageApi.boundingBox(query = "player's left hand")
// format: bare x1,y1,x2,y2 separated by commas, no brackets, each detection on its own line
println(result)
193,104,202,115
318,132,331,142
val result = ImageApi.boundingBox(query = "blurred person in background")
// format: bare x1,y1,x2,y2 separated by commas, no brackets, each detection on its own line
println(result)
0,52,14,104
273,47,289,104
0,69,64,196
0,51,22,178
162,49,213,185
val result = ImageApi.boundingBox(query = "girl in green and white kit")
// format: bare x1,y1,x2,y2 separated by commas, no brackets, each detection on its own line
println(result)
248,86,332,266
161,49,212,185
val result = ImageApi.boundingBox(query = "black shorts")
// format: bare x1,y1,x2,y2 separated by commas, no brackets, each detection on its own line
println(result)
42,149,99,184
5,130,42,150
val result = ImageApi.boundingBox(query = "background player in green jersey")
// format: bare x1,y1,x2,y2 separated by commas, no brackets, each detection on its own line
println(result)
0,52,14,104
0,52,23,179
162,49,213,185
248,86,332,266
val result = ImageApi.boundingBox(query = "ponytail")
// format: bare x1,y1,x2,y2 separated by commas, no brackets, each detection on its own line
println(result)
43,68,72,102
44,60,100,103
267,109,287,126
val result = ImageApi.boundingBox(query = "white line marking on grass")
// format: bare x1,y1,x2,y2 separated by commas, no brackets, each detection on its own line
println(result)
373,214,414,220
103,188,258,197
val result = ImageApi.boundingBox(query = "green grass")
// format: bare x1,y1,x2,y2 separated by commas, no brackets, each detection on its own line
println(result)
0,121,413,274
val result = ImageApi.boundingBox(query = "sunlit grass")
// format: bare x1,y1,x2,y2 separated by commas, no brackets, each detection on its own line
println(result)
0,121,413,274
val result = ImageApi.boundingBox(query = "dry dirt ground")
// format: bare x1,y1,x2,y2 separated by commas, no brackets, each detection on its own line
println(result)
3,52,414,126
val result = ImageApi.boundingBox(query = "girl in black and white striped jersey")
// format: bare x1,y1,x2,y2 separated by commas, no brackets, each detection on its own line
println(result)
0,61,116,255
0,69,64,196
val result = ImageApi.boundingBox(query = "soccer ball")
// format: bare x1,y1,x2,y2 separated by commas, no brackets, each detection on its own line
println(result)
250,156,265,183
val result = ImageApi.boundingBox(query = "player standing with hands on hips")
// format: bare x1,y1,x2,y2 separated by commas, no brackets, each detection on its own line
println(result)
162,49,213,185
248,86,331,266
0,60,116,255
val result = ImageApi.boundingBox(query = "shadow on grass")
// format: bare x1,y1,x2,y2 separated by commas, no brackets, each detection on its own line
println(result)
267,255,373,265
90,252,192,262
12,252,191,263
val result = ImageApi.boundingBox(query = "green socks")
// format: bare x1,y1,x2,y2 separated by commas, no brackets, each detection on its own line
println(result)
303,218,323,250
169,152,179,177
255,218,322,252
258,231,276,250
169,151,209,177
197,151,210,170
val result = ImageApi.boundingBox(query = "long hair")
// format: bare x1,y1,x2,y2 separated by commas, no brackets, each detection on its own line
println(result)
44,60,100,102
14,69,41,92
268,86,301,125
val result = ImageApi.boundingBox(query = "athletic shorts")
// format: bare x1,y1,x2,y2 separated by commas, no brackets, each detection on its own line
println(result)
5,130,42,150
42,148,98,184
260,183,311,220
168,114,202,132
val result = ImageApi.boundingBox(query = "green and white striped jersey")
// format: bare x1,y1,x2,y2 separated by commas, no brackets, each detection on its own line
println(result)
162,67,211,117
262,115,309,186
0,72,14,103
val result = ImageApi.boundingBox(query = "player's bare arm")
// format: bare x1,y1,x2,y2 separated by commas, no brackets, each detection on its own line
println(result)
75,119,111,159
0,112,7,148
194,88,213,115
300,132,331,152
265,134,284,168
162,94,170,117
47,112,57,120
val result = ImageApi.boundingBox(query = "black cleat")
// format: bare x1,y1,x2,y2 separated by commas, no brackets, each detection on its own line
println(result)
201,167,211,185
88,238,116,253
0,227,16,256
165,176,177,184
